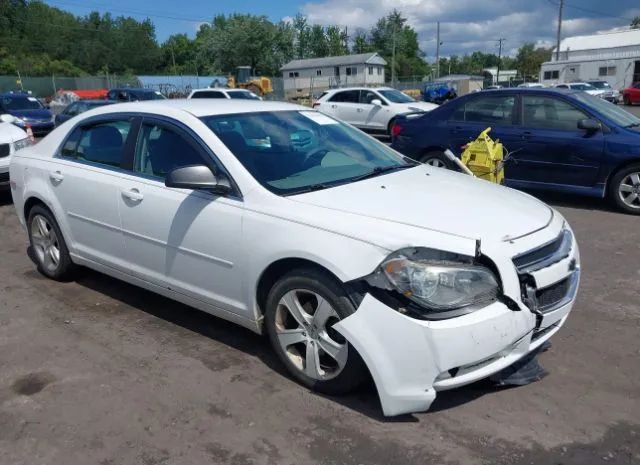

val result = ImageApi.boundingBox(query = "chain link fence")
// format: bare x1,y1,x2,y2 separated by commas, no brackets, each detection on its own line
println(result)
0,75,139,98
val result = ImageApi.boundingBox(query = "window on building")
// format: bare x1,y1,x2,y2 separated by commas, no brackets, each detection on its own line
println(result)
288,71,299,78
316,69,322,76
345,67,358,76
543,70,560,80
598,66,616,77
368,66,373,75
377,67,382,76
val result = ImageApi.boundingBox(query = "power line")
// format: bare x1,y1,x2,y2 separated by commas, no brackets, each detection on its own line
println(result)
546,0,636,23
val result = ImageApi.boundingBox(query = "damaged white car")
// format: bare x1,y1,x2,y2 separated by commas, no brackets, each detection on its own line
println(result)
0,115,30,189
9,100,580,416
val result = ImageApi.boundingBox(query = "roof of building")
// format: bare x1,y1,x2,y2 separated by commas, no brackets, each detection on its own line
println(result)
483,68,518,76
281,53,387,71
435,74,484,81
555,28,640,52
136,75,228,90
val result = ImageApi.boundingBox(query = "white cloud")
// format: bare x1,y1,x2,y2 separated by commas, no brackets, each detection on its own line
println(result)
298,0,640,58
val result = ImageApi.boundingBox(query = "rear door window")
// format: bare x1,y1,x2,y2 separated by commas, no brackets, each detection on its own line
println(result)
192,91,226,99
61,120,132,168
458,95,516,125
329,90,360,103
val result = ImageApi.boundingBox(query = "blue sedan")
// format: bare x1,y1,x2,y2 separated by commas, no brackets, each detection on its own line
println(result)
391,88,640,214
0,92,54,137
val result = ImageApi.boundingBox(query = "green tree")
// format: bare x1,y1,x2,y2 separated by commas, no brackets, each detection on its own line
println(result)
309,24,328,58
515,42,552,78
325,25,347,56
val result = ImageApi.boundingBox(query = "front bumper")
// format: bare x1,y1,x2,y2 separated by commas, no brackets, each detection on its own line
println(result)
13,121,54,137
334,225,580,416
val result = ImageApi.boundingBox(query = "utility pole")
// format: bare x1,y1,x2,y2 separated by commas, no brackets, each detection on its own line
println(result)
555,0,564,61
435,21,441,79
496,38,505,85
391,20,397,86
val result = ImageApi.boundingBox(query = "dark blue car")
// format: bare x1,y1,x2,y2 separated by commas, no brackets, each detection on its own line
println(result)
391,88,640,214
0,92,54,136
55,99,116,126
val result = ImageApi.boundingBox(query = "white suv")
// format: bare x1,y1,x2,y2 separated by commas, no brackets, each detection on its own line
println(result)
314,87,438,135
187,88,261,100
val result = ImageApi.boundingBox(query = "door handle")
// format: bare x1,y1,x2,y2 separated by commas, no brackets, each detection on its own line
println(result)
121,188,144,202
357,108,364,112
521,131,533,140
331,104,337,109
49,170,64,183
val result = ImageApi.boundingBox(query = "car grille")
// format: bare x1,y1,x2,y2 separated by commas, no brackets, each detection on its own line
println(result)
0,143,9,158
513,229,578,314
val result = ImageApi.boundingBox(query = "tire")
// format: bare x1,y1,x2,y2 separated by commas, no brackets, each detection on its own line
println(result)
27,205,76,280
608,163,640,215
419,150,453,169
623,95,631,106
264,267,367,395
387,118,396,137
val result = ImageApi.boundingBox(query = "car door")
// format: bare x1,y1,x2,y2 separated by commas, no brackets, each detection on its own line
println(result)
446,93,522,156
359,90,390,129
116,118,246,316
505,94,604,187
325,90,361,126
48,116,135,270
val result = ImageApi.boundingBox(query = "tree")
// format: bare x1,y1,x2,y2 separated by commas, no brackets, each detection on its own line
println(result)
631,16,640,29
309,24,329,58
160,34,199,74
515,43,552,78
352,30,372,54
325,25,347,56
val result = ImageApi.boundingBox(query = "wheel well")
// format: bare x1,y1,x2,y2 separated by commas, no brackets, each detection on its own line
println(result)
23,196,48,220
605,159,640,195
255,258,342,316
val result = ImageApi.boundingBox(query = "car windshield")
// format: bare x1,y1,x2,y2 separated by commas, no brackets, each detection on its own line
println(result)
136,91,166,101
378,89,415,103
1,95,43,110
589,81,611,89
571,84,595,91
200,110,412,195
228,91,260,100
574,92,640,129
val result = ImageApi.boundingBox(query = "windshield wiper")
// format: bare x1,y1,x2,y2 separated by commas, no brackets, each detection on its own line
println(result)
286,183,333,195
349,164,414,182
624,123,640,128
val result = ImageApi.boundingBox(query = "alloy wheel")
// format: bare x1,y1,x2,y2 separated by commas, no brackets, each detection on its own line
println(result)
618,172,640,210
30,215,61,273
274,289,347,381
426,157,446,168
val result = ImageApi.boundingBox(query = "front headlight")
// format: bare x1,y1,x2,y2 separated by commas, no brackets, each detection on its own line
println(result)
13,118,26,127
367,247,500,318
13,137,33,152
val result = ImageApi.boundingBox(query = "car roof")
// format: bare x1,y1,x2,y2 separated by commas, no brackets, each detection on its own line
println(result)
81,99,307,118
110,88,156,93
0,92,33,98
468,87,580,97
325,87,395,93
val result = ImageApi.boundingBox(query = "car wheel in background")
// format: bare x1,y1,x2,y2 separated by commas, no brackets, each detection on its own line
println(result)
609,163,640,215
265,267,367,395
623,95,631,106
27,205,75,280
420,150,453,169
387,118,396,137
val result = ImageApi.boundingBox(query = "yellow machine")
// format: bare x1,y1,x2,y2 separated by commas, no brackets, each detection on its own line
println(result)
227,66,273,97
460,127,505,184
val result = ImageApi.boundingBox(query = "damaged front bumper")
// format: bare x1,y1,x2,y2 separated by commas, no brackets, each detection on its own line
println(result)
334,227,580,417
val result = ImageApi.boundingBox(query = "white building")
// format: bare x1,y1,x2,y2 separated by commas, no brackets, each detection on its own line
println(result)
540,28,640,89
483,68,518,86
280,53,387,98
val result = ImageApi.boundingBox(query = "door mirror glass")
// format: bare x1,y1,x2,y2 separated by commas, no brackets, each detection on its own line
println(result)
577,118,601,132
165,165,231,195
370,99,383,106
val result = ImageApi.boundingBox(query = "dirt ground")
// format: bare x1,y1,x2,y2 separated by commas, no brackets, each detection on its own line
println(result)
0,187,639,465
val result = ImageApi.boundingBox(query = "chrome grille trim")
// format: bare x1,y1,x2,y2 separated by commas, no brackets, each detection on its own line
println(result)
513,229,572,273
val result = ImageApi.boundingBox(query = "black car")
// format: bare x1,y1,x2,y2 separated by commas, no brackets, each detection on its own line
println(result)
55,100,116,126
107,88,166,102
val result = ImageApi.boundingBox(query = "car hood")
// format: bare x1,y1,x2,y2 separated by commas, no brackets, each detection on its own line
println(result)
289,165,553,245
400,102,439,112
0,122,28,143
8,109,52,119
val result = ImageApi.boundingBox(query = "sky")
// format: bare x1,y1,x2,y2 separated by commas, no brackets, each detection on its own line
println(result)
44,0,640,59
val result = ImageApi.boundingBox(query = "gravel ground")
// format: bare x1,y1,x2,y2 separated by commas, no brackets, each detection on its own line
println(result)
1,134,640,464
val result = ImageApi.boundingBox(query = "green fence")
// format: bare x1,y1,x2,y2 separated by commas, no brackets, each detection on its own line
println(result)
0,75,139,98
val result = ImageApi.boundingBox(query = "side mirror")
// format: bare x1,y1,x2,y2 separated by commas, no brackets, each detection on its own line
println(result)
370,99,383,106
165,165,232,195
0,114,16,123
577,119,601,132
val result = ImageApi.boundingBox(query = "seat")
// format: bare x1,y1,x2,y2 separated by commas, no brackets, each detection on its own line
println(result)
84,125,124,166
146,130,191,177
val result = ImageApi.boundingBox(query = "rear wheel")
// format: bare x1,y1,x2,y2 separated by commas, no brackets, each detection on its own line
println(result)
387,118,396,137
609,163,640,214
419,150,452,169
27,205,75,280
623,95,632,106
264,268,367,395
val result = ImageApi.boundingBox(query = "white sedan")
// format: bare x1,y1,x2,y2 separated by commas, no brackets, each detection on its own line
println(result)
9,100,580,416
0,117,30,189
313,87,437,135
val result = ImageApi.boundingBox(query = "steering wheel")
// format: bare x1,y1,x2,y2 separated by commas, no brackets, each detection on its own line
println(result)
301,148,329,169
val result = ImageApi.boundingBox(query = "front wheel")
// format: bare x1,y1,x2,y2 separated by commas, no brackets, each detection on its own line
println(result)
623,95,631,106
609,164,640,214
264,268,367,395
